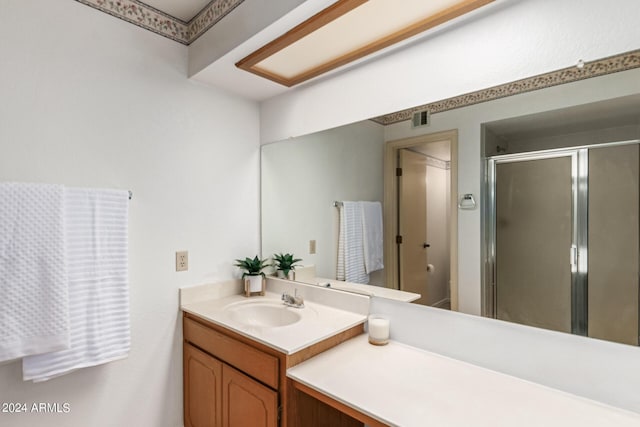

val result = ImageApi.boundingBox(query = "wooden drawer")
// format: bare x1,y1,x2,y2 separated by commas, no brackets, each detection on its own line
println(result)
184,316,279,389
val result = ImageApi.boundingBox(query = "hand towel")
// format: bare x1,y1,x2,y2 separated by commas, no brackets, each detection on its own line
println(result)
336,201,369,284
360,201,384,273
23,188,130,381
0,183,69,362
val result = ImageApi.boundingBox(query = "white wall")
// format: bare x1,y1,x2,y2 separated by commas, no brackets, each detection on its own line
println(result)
0,1,260,426
259,0,640,143
261,120,384,284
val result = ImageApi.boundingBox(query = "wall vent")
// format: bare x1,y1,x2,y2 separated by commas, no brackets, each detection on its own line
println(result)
411,110,430,128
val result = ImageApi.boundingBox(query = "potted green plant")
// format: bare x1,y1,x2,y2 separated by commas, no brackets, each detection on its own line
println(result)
272,253,302,280
234,255,268,295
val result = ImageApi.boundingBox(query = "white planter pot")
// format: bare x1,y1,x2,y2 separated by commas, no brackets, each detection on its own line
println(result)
246,275,263,293
276,269,295,280
276,270,296,280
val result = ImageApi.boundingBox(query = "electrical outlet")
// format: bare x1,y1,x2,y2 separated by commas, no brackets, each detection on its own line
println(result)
176,251,188,272
309,240,316,254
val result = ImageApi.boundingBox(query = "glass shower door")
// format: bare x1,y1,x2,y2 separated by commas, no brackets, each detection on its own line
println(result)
488,142,640,346
493,154,575,333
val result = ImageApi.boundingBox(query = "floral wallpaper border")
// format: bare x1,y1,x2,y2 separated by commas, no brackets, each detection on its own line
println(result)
372,49,640,125
74,0,245,45
188,0,245,44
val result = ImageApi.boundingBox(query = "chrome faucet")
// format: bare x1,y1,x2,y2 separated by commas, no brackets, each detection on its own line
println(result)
282,289,304,308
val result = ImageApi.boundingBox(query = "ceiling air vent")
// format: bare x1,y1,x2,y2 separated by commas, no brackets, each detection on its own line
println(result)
411,110,430,128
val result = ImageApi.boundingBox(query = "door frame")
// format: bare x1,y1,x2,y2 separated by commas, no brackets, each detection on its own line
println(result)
384,129,459,310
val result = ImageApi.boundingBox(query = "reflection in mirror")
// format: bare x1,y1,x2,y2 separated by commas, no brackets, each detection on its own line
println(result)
261,121,455,307
261,120,386,286
262,58,640,346
484,94,640,346
384,132,457,309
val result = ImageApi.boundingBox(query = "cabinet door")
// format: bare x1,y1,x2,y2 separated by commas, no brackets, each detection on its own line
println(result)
222,364,278,427
184,344,223,427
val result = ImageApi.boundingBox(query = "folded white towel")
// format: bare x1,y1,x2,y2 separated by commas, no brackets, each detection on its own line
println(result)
336,201,369,284
360,201,384,273
0,183,69,362
23,188,130,381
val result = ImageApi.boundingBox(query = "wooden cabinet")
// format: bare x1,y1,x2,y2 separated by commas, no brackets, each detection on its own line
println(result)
184,344,222,427
222,363,278,427
290,380,379,427
184,342,277,427
291,385,365,427
183,311,363,427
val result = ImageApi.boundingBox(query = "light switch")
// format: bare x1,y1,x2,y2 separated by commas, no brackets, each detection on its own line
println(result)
309,240,316,254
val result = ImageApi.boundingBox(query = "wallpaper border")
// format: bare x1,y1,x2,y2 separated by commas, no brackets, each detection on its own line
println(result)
74,0,245,45
372,50,640,125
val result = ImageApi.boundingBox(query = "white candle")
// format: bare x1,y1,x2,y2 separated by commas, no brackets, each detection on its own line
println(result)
368,315,390,346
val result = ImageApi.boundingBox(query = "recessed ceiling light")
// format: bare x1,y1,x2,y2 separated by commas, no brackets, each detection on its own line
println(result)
236,0,494,87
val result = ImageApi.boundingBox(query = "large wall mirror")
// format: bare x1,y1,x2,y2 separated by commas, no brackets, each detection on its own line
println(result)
261,53,640,347
261,120,386,286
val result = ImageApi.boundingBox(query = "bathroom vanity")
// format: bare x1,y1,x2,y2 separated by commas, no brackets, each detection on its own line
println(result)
180,280,371,427
182,313,364,426
181,279,640,427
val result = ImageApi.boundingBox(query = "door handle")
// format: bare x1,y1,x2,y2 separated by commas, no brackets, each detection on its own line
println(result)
423,243,430,248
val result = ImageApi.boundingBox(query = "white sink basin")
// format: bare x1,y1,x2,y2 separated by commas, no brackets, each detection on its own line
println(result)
224,300,302,328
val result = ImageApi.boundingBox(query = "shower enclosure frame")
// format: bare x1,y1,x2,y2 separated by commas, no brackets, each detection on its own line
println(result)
484,139,640,340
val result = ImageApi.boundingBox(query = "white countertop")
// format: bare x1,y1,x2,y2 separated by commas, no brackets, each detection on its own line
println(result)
311,277,420,302
287,335,640,427
181,292,366,354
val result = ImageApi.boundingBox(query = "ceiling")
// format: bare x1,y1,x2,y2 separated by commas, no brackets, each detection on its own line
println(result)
190,0,498,101
73,1,640,124
77,0,499,101
143,0,211,22
235,0,493,88
190,0,339,101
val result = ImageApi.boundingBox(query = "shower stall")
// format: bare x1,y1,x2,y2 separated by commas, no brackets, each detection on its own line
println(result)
485,141,640,346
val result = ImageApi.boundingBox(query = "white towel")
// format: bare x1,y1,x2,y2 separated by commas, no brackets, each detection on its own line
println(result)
360,201,384,273
0,183,69,362
23,188,130,381
336,201,369,284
